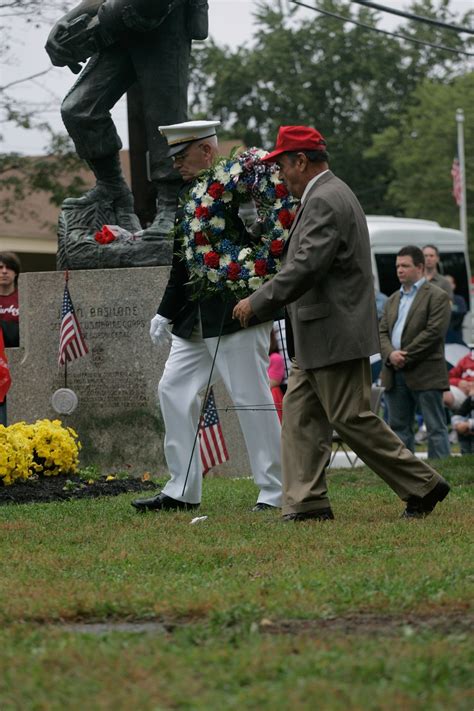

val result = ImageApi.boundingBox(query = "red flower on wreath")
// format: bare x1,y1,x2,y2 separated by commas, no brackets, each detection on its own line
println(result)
208,181,225,200
275,183,289,199
204,251,220,269
227,262,241,281
254,259,268,276
270,239,285,257
194,231,210,246
278,209,294,230
196,205,210,220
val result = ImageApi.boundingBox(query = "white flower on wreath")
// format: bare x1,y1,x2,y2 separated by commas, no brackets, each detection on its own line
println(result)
207,270,220,283
201,194,215,207
214,166,228,183
238,279,247,288
238,247,252,261
222,191,233,203
185,247,193,261
190,218,201,232
270,173,280,185
210,217,226,231
196,245,211,255
230,163,242,177
249,277,263,290
236,181,248,194
185,200,197,215
193,182,207,198
244,260,255,274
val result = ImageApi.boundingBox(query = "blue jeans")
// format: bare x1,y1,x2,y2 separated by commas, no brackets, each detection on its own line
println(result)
385,371,450,459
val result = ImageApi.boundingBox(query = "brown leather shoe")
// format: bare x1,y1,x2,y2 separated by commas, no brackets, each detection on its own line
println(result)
282,508,334,522
131,492,199,512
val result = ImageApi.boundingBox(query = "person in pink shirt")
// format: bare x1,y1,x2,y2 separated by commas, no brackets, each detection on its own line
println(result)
268,331,285,423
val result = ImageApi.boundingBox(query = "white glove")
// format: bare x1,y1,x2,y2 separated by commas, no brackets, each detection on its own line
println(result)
238,200,258,228
150,314,172,347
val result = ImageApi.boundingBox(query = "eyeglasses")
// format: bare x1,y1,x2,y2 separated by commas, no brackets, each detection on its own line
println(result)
172,142,203,165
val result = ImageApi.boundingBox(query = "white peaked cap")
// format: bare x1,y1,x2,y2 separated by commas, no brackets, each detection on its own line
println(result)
159,120,221,157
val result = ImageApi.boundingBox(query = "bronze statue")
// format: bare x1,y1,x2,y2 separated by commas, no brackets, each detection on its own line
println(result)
46,0,208,268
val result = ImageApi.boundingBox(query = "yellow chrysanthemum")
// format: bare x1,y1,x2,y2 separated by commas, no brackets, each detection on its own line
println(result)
0,420,81,486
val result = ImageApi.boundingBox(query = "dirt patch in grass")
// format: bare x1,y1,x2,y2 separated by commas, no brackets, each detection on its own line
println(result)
0,474,158,506
260,611,473,637
46,611,474,637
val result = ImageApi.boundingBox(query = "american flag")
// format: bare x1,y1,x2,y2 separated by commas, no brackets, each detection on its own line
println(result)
199,387,229,475
451,157,462,207
58,282,88,366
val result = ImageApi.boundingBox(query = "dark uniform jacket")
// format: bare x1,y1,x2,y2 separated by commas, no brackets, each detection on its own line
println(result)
157,183,257,339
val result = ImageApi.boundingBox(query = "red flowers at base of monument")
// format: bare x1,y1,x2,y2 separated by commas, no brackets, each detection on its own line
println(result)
94,225,135,244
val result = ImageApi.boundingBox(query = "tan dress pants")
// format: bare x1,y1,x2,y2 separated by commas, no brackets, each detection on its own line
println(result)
281,357,443,515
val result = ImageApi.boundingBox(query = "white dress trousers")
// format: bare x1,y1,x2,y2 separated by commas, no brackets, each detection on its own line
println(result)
158,321,282,506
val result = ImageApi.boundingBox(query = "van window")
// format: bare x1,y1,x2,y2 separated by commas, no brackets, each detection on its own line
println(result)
374,254,399,297
374,251,471,306
438,252,470,305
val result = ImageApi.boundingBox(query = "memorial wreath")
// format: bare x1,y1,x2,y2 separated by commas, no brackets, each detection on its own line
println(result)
180,147,298,300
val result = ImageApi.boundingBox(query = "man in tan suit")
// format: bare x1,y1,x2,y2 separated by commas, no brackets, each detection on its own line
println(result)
379,246,451,459
233,125,450,521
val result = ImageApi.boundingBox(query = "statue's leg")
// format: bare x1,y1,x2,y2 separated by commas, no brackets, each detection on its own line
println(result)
131,6,192,238
61,46,137,211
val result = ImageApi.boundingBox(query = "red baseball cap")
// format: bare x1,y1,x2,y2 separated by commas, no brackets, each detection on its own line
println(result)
261,125,327,163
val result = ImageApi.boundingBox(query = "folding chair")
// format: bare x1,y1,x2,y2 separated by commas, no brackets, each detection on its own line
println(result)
329,385,385,469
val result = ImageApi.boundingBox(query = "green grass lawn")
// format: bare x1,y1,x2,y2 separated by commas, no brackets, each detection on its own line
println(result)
0,458,472,710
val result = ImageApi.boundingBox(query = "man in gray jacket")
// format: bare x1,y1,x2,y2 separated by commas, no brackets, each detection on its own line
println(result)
233,125,450,521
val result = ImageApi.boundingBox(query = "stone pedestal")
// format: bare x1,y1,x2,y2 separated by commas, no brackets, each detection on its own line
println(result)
7,268,251,477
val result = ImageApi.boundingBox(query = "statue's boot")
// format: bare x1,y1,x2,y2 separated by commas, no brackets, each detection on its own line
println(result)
62,153,133,209
62,153,141,233
137,181,180,240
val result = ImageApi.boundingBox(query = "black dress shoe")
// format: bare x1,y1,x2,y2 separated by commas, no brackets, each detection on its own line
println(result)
252,503,278,512
402,480,450,519
131,492,199,512
282,507,334,522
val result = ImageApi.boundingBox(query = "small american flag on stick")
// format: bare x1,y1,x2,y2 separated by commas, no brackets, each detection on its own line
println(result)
199,387,229,475
58,279,88,366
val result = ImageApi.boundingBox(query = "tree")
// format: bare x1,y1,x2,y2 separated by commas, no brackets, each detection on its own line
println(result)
0,0,85,219
366,72,474,262
189,0,472,215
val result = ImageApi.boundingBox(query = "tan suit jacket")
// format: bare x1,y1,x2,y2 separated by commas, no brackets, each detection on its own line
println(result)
379,282,450,391
250,171,379,370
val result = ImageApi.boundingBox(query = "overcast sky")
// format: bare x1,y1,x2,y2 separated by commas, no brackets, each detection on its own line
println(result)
1,0,472,154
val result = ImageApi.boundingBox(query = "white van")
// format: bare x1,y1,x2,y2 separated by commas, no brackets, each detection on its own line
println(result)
367,216,473,346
